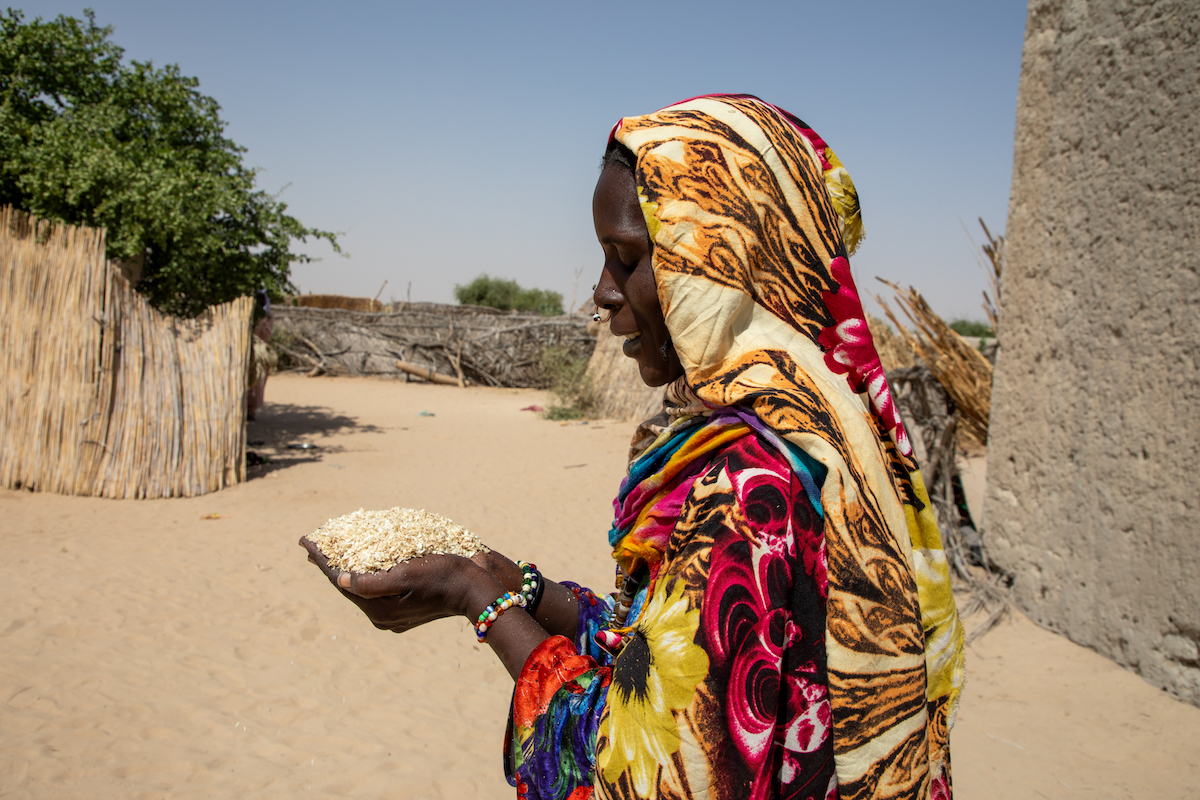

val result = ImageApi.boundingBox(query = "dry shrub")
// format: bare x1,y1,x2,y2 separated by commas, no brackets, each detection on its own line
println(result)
876,280,993,446
540,345,596,420
866,315,915,373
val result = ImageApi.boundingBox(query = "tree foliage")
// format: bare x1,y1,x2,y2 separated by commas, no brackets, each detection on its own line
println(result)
454,274,563,316
0,9,338,316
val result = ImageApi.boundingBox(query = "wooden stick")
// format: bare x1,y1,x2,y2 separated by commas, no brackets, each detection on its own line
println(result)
395,360,462,386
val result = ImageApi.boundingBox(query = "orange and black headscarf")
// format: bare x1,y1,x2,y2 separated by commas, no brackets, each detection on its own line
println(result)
611,94,964,800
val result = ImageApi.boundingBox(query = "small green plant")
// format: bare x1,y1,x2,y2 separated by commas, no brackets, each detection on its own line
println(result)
454,274,564,316
948,319,994,338
539,345,594,419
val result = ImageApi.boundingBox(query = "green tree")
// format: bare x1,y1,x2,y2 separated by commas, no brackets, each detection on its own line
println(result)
454,274,563,315
515,287,564,316
0,9,338,316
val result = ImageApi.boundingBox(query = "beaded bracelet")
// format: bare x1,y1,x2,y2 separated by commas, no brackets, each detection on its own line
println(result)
517,561,545,616
475,590,527,643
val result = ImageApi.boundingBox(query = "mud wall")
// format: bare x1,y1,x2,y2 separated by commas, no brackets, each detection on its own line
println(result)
984,0,1199,704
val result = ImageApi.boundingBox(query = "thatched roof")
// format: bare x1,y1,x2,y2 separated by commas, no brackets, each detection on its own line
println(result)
876,281,993,446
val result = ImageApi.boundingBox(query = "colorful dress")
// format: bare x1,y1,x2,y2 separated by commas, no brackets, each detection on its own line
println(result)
509,410,838,800
509,95,963,800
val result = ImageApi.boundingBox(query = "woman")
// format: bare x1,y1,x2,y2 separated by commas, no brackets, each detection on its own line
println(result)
302,94,964,800
247,288,277,421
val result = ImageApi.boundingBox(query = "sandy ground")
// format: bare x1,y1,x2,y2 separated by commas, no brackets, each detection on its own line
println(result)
2,374,1198,799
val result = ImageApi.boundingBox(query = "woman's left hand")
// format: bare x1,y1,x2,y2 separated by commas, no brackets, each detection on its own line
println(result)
300,537,501,633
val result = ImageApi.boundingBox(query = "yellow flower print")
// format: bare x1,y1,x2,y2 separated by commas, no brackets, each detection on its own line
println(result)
598,577,709,798
637,187,662,241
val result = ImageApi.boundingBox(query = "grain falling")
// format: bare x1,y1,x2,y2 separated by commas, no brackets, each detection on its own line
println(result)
306,507,488,573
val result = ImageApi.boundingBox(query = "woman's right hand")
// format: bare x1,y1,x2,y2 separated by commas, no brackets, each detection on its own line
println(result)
302,537,552,680
300,537,503,634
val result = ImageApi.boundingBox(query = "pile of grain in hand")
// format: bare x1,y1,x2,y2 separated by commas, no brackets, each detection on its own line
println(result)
306,507,489,573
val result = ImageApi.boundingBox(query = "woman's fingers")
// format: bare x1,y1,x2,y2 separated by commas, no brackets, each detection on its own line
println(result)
344,566,410,599
299,541,457,600
300,538,454,632
300,537,360,594
347,555,461,599
300,537,333,575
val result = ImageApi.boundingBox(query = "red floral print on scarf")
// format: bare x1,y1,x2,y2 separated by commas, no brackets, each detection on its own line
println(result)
817,256,913,457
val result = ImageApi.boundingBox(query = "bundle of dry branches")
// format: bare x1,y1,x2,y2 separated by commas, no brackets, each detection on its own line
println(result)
876,280,993,446
978,219,1003,332
272,305,594,388
866,314,915,373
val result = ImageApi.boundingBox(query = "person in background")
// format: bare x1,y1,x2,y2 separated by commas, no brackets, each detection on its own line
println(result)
247,288,277,421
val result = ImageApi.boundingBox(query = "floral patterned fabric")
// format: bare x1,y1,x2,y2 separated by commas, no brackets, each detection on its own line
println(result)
508,94,963,800
508,421,837,800
614,95,964,798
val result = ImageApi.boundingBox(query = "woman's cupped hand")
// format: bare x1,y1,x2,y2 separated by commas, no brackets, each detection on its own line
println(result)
300,537,502,634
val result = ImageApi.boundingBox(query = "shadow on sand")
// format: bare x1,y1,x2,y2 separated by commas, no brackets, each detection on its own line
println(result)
244,402,384,478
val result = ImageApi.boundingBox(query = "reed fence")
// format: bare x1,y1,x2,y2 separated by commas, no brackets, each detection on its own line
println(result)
290,294,384,312
0,207,253,499
272,304,594,388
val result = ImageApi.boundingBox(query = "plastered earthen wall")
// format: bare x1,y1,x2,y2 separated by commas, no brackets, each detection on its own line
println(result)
984,0,1199,704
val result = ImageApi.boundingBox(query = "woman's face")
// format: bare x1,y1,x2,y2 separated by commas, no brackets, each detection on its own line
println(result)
592,163,684,387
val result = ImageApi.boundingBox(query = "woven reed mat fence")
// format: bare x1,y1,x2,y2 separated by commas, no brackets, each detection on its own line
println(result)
290,294,384,312
0,207,253,499
272,304,594,388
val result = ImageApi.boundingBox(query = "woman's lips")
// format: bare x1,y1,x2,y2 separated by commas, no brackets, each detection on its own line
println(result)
621,331,642,357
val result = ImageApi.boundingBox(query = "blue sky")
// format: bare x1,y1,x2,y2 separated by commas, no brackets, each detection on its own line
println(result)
20,1,1028,321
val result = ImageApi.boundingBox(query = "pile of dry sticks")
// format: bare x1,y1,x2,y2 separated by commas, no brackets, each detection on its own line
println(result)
272,304,595,388
876,281,994,447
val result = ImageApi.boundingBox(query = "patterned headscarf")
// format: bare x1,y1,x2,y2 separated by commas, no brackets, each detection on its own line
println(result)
610,95,964,799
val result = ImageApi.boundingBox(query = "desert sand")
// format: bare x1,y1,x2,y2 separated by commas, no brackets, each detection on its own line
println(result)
2,374,1197,799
